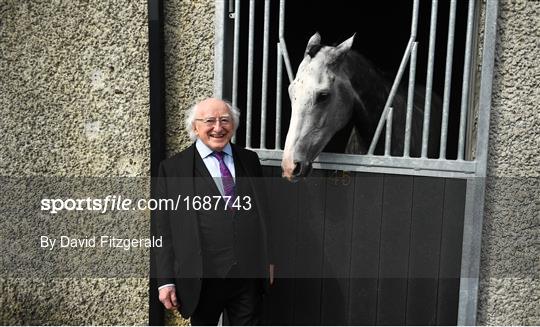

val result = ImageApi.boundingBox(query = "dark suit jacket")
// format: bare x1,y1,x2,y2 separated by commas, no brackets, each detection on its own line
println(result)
153,142,272,318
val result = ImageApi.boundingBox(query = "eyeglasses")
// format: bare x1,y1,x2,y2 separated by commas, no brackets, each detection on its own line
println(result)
195,116,232,127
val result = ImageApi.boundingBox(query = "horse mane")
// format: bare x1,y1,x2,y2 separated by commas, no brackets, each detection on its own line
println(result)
337,49,441,156
339,51,390,140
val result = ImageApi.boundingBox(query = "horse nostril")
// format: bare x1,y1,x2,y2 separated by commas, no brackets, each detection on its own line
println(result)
292,162,314,178
292,162,302,176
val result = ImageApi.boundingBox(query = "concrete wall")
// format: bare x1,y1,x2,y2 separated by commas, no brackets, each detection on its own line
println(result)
164,0,215,156
477,0,539,325
0,0,150,324
0,0,214,324
1,0,150,177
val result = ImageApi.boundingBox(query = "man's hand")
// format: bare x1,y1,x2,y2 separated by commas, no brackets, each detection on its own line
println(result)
158,286,179,310
269,264,275,285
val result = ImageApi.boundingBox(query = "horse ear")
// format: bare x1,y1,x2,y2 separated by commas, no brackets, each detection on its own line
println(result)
329,33,356,64
334,33,355,57
305,32,322,57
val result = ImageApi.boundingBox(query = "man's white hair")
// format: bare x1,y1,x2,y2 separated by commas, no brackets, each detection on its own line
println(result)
184,99,240,141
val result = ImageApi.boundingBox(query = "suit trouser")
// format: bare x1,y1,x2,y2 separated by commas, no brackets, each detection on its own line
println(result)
190,275,263,326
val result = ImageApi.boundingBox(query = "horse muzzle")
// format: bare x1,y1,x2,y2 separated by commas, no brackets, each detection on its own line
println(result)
282,161,313,182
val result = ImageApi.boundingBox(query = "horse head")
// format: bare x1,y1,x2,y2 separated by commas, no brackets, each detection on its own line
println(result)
282,33,358,181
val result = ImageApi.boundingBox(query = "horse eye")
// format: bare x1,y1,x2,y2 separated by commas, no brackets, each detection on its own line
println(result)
315,92,330,104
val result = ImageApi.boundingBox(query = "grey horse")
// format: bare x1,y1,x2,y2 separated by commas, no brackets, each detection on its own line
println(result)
282,33,441,181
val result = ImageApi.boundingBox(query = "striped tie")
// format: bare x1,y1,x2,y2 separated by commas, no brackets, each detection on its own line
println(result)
212,151,236,203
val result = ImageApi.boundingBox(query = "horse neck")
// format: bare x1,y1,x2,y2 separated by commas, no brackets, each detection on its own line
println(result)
342,52,390,140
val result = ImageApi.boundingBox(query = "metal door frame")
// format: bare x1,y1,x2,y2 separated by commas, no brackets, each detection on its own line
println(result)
213,0,499,324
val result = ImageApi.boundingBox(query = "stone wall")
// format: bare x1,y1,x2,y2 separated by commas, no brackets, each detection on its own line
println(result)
477,0,539,325
1,0,150,324
164,0,215,156
0,0,215,324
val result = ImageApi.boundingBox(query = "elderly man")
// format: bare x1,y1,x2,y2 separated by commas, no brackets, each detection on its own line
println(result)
154,98,273,325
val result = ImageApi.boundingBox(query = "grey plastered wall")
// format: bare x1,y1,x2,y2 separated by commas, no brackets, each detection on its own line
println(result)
164,0,215,157
1,0,150,325
477,1,539,325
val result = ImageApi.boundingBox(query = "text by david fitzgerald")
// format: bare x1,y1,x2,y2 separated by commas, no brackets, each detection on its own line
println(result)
40,235,162,251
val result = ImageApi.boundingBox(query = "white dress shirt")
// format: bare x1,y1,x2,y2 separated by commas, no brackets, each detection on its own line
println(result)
195,139,236,196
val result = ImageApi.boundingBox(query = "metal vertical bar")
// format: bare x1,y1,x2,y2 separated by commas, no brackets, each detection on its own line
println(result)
278,0,294,83
404,0,419,157
458,1,499,325
421,0,439,158
385,107,393,156
457,0,476,160
231,0,241,143
213,0,227,98
246,0,255,148
439,0,457,159
275,0,288,148
458,178,486,327
411,0,420,38
368,38,414,155
275,43,283,150
369,0,418,156
404,42,418,157
465,1,481,161
457,177,485,326
260,0,270,149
